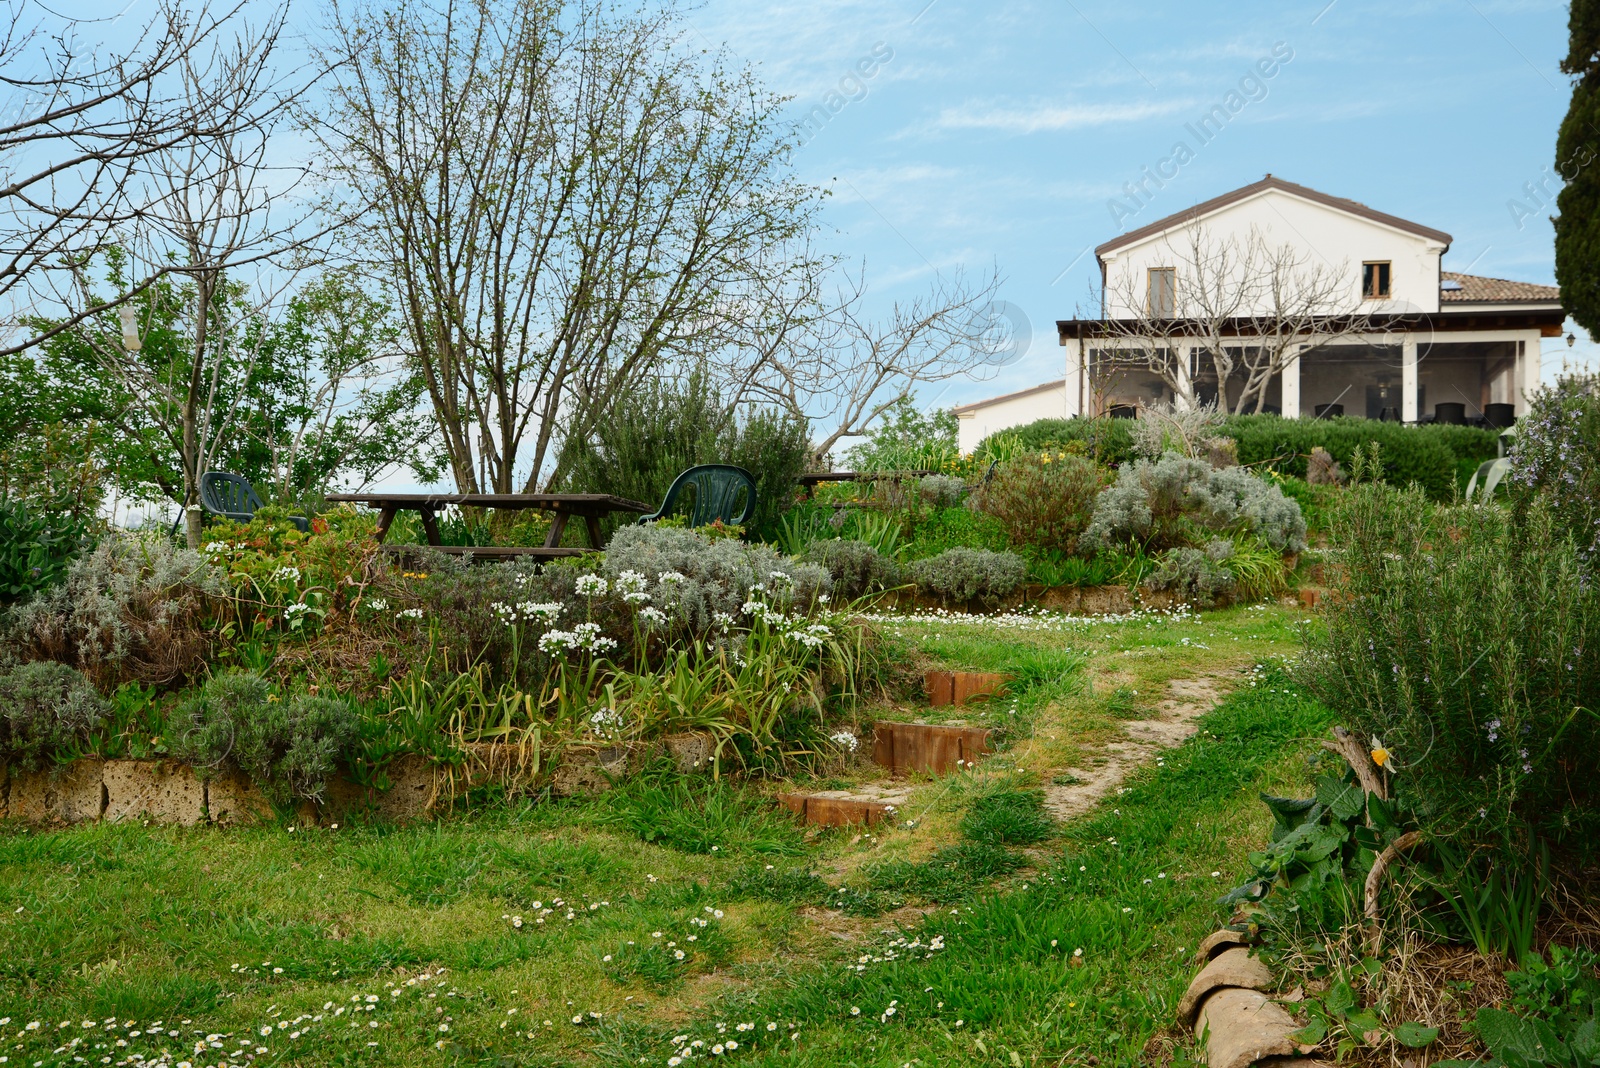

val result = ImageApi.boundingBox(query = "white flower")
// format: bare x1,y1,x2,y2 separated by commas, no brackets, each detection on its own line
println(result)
365,597,389,612
829,731,859,752
396,607,424,621
616,570,648,594
575,574,608,597
638,606,667,628
658,571,686,584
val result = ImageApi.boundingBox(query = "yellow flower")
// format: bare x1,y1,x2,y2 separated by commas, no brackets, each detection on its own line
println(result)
1371,736,1391,768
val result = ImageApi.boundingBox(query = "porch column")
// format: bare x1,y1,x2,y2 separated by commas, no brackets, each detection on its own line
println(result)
1063,336,1084,417
1281,344,1301,419
1174,342,1193,410
1402,334,1419,422
1518,336,1541,412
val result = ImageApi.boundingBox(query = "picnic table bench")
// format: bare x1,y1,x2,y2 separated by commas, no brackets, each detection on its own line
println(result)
324,492,652,561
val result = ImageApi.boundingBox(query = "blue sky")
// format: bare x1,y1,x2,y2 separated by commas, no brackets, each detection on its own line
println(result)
691,0,1598,405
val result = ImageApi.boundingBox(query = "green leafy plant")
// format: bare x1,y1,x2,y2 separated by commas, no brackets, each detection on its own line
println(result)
971,451,1102,555
1429,838,1548,964
1438,947,1600,1067
0,497,89,604
1291,970,1439,1056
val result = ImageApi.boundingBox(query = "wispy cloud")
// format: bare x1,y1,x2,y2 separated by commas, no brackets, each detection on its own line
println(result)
931,98,1191,134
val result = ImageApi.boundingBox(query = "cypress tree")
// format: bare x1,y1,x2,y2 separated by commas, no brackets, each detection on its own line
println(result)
1555,0,1600,338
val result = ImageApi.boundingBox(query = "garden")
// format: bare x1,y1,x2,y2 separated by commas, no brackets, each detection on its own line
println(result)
1,370,1597,1067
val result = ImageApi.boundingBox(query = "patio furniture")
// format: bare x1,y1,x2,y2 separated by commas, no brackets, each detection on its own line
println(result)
1314,403,1344,418
796,469,938,499
1434,402,1467,425
1484,402,1516,428
639,464,757,527
324,492,652,561
170,472,308,537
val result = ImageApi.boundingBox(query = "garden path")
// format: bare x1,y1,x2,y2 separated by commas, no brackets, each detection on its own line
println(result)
1042,670,1233,821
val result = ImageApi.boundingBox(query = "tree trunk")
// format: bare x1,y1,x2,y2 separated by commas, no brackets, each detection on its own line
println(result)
182,276,214,549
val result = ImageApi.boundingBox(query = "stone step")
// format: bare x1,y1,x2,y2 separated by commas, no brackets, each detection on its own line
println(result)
872,721,991,776
776,785,911,827
924,670,1008,706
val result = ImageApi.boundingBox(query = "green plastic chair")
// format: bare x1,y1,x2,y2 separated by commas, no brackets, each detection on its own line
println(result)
171,473,308,536
639,464,757,528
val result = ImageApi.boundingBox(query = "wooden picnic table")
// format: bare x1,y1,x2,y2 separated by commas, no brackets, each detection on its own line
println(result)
796,470,938,499
324,492,653,560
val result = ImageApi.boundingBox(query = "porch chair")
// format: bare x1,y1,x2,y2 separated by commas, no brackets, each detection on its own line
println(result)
170,472,309,537
639,464,757,528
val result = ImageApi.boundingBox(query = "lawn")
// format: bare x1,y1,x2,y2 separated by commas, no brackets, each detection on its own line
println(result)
0,603,1329,1068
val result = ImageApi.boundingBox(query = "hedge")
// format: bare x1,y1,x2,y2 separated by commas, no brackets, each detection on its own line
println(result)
978,415,1500,500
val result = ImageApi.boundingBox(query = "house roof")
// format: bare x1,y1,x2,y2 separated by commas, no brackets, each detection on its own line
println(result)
1094,175,1454,261
1441,271,1561,304
950,379,1064,416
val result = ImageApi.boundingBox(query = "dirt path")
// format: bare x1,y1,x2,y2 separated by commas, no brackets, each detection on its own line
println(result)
1042,670,1234,821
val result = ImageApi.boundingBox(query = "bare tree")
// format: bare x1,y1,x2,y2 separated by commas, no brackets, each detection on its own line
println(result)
315,0,820,495
1088,226,1397,415
720,265,1006,462
0,1,311,354
59,5,324,546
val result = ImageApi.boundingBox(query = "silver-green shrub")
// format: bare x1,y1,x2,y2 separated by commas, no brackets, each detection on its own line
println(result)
0,660,108,770
603,524,831,634
909,548,1027,603
918,474,968,507
801,539,903,600
2,533,227,689
1084,454,1306,554
172,671,358,806
1146,540,1237,606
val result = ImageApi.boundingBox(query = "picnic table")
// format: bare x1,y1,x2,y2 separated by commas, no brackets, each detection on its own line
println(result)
796,470,939,499
324,492,652,560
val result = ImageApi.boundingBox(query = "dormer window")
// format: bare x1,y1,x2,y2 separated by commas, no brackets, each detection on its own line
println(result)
1362,261,1392,299
1147,267,1175,318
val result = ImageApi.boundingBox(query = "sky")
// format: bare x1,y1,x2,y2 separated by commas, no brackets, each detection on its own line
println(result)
53,0,1600,517
687,0,1599,408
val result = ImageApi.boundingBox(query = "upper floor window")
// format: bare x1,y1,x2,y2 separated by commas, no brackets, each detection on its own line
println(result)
1362,261,1392,299
1147,267,1175,318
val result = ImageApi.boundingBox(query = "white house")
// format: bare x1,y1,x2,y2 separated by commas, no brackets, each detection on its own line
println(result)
953,175,1563,449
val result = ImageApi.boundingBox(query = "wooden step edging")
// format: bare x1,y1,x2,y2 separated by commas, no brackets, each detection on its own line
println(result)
776,787,910,827
924,670,1008,707
872,720,991,776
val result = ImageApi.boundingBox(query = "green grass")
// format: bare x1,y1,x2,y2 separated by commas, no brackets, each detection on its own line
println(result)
0,605,1320,1067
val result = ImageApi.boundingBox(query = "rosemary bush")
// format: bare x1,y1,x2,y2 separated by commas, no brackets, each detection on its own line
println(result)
1509,372,1600,571
1298,467,1600,851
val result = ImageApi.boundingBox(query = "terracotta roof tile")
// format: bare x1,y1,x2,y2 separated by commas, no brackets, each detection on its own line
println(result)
1440,272,1560,303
